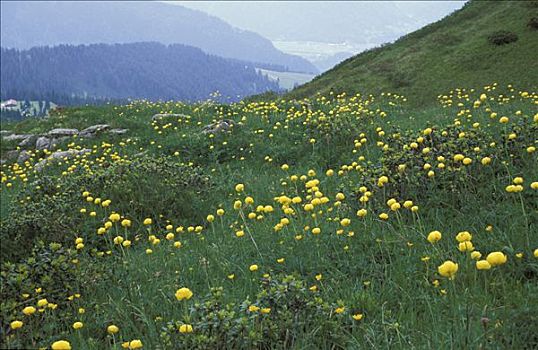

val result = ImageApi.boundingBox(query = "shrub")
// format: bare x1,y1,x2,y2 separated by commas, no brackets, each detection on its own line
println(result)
528,17,538,30
488,31,518,45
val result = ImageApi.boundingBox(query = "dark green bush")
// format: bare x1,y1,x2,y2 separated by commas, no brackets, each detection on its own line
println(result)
528,17,538,30
488,30,518,45
0,155,211,262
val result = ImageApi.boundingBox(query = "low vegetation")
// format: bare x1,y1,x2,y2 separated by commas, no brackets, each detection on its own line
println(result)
1,82,537,349
288,1,538,106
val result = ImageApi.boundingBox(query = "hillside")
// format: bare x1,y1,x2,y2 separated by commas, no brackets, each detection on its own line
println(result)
0,42,280,103
1,83,537,349
0,1,317,74
288,1,538,105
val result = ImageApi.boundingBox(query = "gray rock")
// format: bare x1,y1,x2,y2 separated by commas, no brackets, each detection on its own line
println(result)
18,135,38,148
151,113,187,121
4,150,20,161
109,128,128,135
35,137,52,150
17,150,32,163
79,124,110,138
34,148,91,171
47,128,78,137
3,134,34,142
202,119,237,134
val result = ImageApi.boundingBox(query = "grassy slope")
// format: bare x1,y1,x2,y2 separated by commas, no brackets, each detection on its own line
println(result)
1,85,537,349
287,0,538,106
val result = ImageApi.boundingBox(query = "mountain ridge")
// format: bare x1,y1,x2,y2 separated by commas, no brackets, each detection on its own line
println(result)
0,1,317,74
0,42,281,103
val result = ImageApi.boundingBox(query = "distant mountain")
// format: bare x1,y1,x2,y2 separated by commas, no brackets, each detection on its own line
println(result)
288,0,538,106
180,1,465,44
180,1,465,70
0,1,317,74
0,42,281,102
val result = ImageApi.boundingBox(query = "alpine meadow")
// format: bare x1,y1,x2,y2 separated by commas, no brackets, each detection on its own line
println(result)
1,1,537,349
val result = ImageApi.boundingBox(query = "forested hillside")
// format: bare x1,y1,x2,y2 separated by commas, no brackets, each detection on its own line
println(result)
0,1,317,74
0,43,281,102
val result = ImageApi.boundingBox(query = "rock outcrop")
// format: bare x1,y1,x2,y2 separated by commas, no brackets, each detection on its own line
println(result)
202,119,237,134
34,149,91,171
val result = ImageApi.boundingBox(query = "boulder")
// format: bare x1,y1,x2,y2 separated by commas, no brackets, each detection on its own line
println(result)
4,150,20,161
3,134,34,142
202,119,236,134
35,137,52,150
34,148,91,172
151,113,187,122
18,135,38,148
109,128,128,135
17,150,32,163
47,128,78,137
0,130,11,136
79,124,110,138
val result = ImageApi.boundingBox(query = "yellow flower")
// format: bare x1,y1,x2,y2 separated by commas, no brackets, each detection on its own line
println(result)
352,313,364,321
470,251,482,260
129,339,143,349
143,218,152,225
311,227,321,235
481,157,491,165
476,260,491,270
22,306,36,315
175,287,193,301
379,213,389,220
73,321,84,329
249,264,259,271
121,219,132,228
216,209,225,216
51,340,72,350
179,324,193,333
10,320,23,329
356,208,367,217
107,324,120,334
206,214,215,222
248,305,260,312
335,306,345,314
534,249,538,258
109,213,121,222
427,231,442,243
438,260,459,279
486,252,507,266
37,298,48,307
235,183,244,192
455,231,472,242
235,230,245,237
458,241,474,252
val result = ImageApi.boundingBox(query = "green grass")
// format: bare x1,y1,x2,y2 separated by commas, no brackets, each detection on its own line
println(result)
1,85,537,349
287,0,538,106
